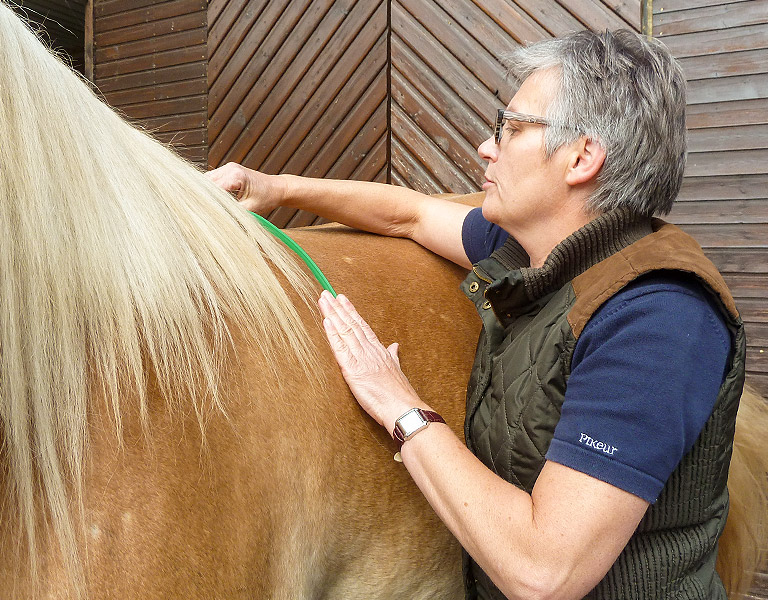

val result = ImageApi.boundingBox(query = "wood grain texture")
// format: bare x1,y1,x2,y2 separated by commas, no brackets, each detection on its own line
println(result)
657,4,768,538
93,0,208,166
389,0,639,195
207,0,387,227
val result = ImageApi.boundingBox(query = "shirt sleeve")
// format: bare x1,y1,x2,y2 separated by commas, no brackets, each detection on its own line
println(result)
545,274,732,503
461,207,509,264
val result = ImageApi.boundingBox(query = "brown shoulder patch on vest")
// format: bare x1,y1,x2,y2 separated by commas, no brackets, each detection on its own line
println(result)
569,221,739,338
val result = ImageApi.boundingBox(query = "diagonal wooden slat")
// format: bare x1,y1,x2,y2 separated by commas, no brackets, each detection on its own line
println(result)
208,0,386,228
240,2,386,170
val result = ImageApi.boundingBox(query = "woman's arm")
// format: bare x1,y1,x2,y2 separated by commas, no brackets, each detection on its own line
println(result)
206,163,475,267
317,291,648,600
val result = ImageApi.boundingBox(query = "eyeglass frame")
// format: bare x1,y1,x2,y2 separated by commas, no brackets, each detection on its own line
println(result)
494,109,553,144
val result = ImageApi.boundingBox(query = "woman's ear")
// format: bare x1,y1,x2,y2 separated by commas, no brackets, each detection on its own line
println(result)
565,137,606,186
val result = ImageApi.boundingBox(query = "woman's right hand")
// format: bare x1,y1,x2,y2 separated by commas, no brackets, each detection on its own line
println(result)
205,162,283,215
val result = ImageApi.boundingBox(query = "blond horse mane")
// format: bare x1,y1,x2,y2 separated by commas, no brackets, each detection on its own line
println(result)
0,4,317,596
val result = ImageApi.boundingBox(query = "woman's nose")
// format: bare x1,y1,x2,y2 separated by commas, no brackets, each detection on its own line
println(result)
478,136,498,162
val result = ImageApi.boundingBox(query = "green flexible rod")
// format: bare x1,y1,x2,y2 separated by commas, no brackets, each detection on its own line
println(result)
250,212,337,297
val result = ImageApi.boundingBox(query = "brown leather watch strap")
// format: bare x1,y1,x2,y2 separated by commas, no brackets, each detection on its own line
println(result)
393,409,446,447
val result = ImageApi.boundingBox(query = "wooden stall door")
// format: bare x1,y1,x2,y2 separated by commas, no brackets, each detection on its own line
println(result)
207,0,388,227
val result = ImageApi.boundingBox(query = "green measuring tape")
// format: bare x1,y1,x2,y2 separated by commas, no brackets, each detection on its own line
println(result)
250,212,337,297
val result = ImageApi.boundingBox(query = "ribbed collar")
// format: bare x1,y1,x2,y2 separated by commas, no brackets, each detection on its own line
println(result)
487,207,653,305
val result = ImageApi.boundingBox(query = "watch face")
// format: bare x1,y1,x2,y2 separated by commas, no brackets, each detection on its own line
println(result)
399,409,426,436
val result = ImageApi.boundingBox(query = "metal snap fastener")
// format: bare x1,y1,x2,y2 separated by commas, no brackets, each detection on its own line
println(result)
482,300,492,310
469,282,479,293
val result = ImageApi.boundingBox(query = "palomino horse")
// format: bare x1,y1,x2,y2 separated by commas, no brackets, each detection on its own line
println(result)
0,4,766,598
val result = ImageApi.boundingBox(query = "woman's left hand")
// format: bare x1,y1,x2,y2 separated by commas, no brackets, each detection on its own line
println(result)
318,291,424,435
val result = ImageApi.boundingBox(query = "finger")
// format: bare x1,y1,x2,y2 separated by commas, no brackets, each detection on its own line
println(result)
318,293,366,354
387,342,401,366
336,294,382,346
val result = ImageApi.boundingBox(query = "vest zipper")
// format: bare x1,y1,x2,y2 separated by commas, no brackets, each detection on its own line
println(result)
472,266,493,284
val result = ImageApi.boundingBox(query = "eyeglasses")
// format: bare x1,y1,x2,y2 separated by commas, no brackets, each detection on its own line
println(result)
494,109,552,144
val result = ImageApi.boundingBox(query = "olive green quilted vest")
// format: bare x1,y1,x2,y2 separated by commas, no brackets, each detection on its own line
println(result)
460,208,746,600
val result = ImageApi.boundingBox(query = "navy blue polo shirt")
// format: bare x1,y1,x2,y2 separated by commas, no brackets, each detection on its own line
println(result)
462,207,731,503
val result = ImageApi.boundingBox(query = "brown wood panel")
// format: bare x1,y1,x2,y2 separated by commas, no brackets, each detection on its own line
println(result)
214,0,384,168
208,0,293,114
392,36,491,145
471,0,551,44
97,61,206,93
679,47,768,81
669,199,768,223
283,60,388,177
687,97,768,129
93,1,208,166
724,274,768,300
658,23,768,58
97,0,206,33
687,72,768,105
504,0,591,36
677,174,768,201
655,0,768,36
96,0,158,18
392,103,478,193
393,69,485,185
391,136,447,194
655,0,752,12
391,0,506,193
705,248,768,274
739,297,768,322
117,95,207,120
208,0,268,77
140,112,207,133
686,149,768,177
208,0,338,148
207,0,386,228
601,0,642,26
95,28,206,63
688,124,768,152
400,0,511,97
96,44,206,79
747,346,768,375
104,78,207,107
95,11,205,47
556,0,636,30
239,7,385,170
750,322,768,346
677,222,767,248
325,103,388,180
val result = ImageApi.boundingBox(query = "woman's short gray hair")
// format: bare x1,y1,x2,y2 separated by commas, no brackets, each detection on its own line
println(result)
507,30,687,216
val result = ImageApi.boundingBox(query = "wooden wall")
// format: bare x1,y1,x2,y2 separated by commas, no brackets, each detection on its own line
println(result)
92,0,208,166
655,4,768,597
390,0,640,194
207,0,388,227
655,0,768,401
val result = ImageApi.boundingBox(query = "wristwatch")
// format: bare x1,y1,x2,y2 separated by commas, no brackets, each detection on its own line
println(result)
393,408,445,447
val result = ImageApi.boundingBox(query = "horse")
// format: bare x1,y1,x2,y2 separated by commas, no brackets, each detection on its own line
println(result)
0,4,766,598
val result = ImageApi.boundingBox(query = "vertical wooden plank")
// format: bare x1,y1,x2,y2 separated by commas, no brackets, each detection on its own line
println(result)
85,0,94,82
